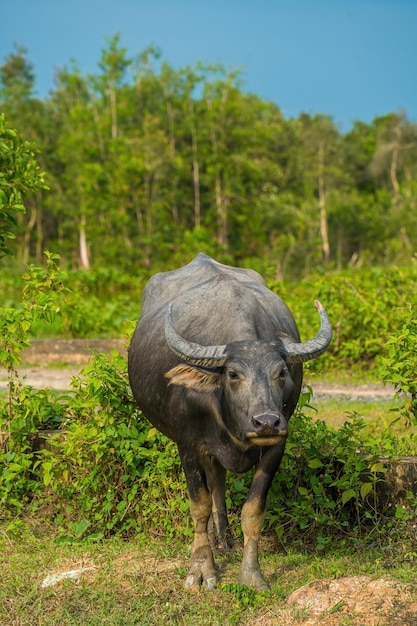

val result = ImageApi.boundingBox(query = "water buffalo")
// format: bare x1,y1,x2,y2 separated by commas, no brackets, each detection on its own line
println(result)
128,254,332,591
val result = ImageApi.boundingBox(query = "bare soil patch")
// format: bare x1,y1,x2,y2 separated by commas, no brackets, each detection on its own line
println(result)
248,575,417,625
23,338,126,365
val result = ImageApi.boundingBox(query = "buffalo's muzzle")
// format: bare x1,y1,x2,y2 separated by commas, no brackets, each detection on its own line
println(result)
248,413,288,440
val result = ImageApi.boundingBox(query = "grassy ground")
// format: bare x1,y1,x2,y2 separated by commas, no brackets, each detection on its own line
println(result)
2,519,417,626
308,398,401,430
304,396,417,452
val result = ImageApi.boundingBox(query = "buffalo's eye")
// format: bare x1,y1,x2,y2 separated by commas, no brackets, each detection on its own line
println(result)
227,369,240,381
277,368,288,381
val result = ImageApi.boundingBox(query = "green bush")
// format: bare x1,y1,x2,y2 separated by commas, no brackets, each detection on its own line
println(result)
0,253,68,511
1,333,404,543
226,389,402,547
42,349,189,539
379,305,417,425
1,261,416,358
0,252,66,371
275,265,417,371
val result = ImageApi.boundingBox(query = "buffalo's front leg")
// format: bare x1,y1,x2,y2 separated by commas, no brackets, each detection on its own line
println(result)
238,443,286,592
180,449,217,591
187,489,217,590
238,494,268,591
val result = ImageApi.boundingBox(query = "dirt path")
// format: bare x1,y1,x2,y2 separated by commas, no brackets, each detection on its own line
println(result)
0,368,395,400
0,338,395,400
0,338,124,391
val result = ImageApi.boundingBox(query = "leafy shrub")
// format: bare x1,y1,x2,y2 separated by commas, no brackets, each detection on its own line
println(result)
1,262,416,354
275,265,417,371
0,252,66,372
54,266,144,337
2,335,402,543
0,383,69,511
40,349,189,539
379,305,417,425
0,252,68,511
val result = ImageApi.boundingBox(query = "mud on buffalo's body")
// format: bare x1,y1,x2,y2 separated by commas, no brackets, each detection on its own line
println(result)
128,254,332,591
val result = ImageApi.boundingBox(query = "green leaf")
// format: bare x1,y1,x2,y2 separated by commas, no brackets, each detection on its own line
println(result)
308,458,324,469
370,462,386,474
341,488,356,504
360,482,373,500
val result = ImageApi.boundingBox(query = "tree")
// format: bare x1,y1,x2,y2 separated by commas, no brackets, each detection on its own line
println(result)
368,113,417,261
2,37,417,275
296,114,349,266
0,44,35,106
0,45,51,262
0,114,47,259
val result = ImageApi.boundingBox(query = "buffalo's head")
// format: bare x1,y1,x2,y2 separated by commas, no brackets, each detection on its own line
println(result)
164,301,331,446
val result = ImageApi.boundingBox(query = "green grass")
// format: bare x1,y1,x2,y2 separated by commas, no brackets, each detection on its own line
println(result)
1,519,417,626
303,397,417,452
308,397,391,427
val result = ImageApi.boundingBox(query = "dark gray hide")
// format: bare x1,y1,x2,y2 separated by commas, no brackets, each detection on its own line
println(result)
128,254,331,591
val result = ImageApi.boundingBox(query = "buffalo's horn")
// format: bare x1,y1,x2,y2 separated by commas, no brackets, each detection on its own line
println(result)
165,303,229,367
281,300,332,363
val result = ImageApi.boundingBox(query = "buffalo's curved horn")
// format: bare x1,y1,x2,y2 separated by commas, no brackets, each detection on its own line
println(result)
165,303,229,367
280,300,332,364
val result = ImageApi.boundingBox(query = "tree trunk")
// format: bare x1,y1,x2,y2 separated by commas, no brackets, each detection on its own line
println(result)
165,99,176,156
109,88,117,140
164,98,179,224
191,128,201,229
206,96,229,249
35,203,43,262
318,142,330,263
390,141,400,195
187,99,201,229
22,204,37,264
79,214,90,270
215,172,228,248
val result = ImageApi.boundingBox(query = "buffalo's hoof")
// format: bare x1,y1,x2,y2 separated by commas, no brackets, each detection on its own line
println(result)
185,573,201,592
185,545,217,591
238,569,270,592
205,576,217,590
185,573,217,592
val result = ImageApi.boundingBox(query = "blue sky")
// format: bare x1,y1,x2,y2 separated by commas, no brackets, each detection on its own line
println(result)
0,0,416,131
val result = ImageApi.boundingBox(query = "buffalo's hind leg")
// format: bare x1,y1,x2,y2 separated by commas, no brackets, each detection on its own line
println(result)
179,449,217,591
204,455,234,552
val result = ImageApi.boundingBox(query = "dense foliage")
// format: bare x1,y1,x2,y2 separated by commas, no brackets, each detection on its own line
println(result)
1,37,417,278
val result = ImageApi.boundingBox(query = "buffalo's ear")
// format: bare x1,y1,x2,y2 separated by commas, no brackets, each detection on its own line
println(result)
165,365,221,393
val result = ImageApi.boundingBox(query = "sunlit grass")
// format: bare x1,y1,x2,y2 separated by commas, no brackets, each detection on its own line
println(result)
304,396,417,447
1,523,417,626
